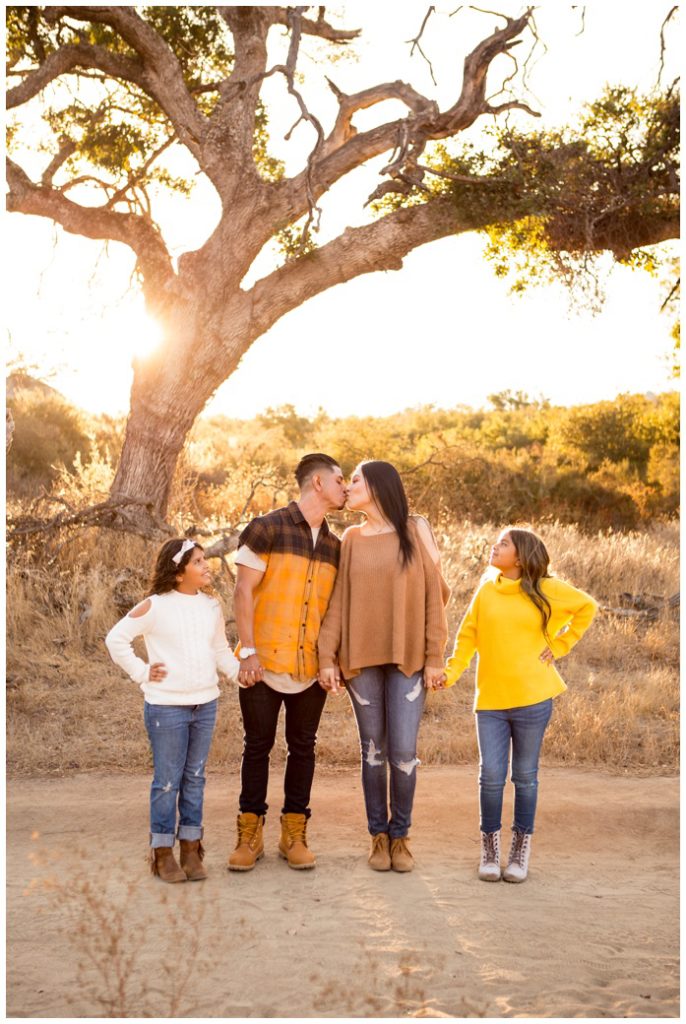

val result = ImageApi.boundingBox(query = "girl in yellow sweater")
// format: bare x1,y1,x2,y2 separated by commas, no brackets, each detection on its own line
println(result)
442,527,597,883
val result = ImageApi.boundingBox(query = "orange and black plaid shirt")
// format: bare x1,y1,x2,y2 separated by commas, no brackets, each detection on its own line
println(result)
238,502,340,682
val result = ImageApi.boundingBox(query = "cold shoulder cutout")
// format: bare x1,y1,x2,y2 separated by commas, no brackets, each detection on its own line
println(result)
128,598,152,618
411,515,440,565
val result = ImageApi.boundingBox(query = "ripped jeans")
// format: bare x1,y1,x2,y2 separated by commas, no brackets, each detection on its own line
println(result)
347,666,425,839
144,699,218,848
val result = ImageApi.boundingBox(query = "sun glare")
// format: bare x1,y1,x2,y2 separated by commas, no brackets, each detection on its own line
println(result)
48,301,167,414
119,307,164,360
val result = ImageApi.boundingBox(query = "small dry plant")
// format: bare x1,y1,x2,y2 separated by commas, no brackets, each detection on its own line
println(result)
32,844,212,1017
308,946,489,1017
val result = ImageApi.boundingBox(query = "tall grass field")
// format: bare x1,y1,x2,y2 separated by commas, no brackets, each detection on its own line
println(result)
7,517,678,777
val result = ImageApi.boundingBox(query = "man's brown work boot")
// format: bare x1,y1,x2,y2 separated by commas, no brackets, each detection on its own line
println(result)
278,813,316,869
227,813,265,871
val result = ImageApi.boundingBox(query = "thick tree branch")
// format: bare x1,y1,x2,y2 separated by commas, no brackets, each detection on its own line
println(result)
8,496,174,548
248,198,468,340
6,43,147,108
249,180,680,342
561,210,680,259
208,6,361,202
211,5,272,170
321,79,437,158
43,7,207,155
278,10,537,224
6,157,176,294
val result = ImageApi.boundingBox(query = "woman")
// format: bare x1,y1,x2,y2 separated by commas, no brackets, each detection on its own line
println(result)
318,461,448,873
443,527,598,883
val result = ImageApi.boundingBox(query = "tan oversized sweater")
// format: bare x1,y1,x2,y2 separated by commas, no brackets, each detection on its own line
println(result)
317,521,449,680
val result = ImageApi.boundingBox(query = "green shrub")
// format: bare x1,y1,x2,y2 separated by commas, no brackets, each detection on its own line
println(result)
7,387,92,492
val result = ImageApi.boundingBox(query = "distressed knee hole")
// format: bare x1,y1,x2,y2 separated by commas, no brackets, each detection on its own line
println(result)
405,680,423,702
348,684,370,706
394,756,420,776
162,781,174,793
365,739,385,767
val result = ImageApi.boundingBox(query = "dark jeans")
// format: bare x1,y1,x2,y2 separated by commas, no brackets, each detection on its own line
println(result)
238,681,327,819
476,698,553,835
347,665,426,839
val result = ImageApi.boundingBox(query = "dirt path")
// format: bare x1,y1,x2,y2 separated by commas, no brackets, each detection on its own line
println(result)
7,766,679,1018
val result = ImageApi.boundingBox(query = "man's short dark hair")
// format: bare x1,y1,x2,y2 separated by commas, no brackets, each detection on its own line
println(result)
295,453,339,489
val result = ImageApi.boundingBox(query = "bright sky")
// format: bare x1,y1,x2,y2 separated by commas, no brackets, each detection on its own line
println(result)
5,3,679,420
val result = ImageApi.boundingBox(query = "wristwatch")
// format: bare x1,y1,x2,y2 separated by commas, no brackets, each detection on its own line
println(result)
239,647,257,659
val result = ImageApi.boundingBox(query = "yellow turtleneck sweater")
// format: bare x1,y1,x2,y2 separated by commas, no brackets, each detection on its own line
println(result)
444,570,598,710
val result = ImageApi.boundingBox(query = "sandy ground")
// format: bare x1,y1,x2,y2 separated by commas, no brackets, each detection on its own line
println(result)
6,766,679,1019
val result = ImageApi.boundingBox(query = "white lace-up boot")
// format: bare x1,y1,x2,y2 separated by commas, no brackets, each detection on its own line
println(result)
478,830,501,881
503,830,532,883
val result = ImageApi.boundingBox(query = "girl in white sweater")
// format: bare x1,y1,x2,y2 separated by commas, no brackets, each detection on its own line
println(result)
106,538,239,882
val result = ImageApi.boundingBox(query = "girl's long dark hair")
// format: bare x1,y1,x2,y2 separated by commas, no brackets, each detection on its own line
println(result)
148,539,203,595
360,460,414,568
506,527,553,639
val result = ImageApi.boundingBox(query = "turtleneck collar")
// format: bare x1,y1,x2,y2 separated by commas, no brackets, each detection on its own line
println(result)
494,573,523,594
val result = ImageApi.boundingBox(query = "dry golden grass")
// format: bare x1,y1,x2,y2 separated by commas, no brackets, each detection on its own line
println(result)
6,518,679,776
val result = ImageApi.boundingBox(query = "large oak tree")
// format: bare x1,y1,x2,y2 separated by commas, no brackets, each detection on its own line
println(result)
6,6,679,525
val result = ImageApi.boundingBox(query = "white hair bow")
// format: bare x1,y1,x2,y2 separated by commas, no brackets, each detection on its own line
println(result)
171,538,196,565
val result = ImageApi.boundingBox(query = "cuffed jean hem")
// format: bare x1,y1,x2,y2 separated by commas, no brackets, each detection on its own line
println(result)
282,806,312,819
178,825,204,840
149,832,175,848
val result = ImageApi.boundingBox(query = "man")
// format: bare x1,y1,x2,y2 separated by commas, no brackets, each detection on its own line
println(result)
228,453,347,871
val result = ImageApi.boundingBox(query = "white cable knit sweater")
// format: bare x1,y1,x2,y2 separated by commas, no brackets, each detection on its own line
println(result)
105,590,239,705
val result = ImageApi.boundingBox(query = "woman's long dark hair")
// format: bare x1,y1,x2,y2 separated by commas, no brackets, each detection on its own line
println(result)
147,539,203,595
360,460,414,568
506,527,553,640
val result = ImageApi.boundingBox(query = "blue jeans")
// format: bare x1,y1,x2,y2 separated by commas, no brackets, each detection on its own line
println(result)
476,698,553,835
347,666,426,839
143,699,218,848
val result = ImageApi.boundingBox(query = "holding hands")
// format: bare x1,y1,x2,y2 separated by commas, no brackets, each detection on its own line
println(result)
318,666,343,694
424,666,447,690
238,653,264,687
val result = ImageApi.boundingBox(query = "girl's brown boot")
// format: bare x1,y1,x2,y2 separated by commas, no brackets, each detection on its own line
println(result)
150,846,187,883
180,839,207,881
